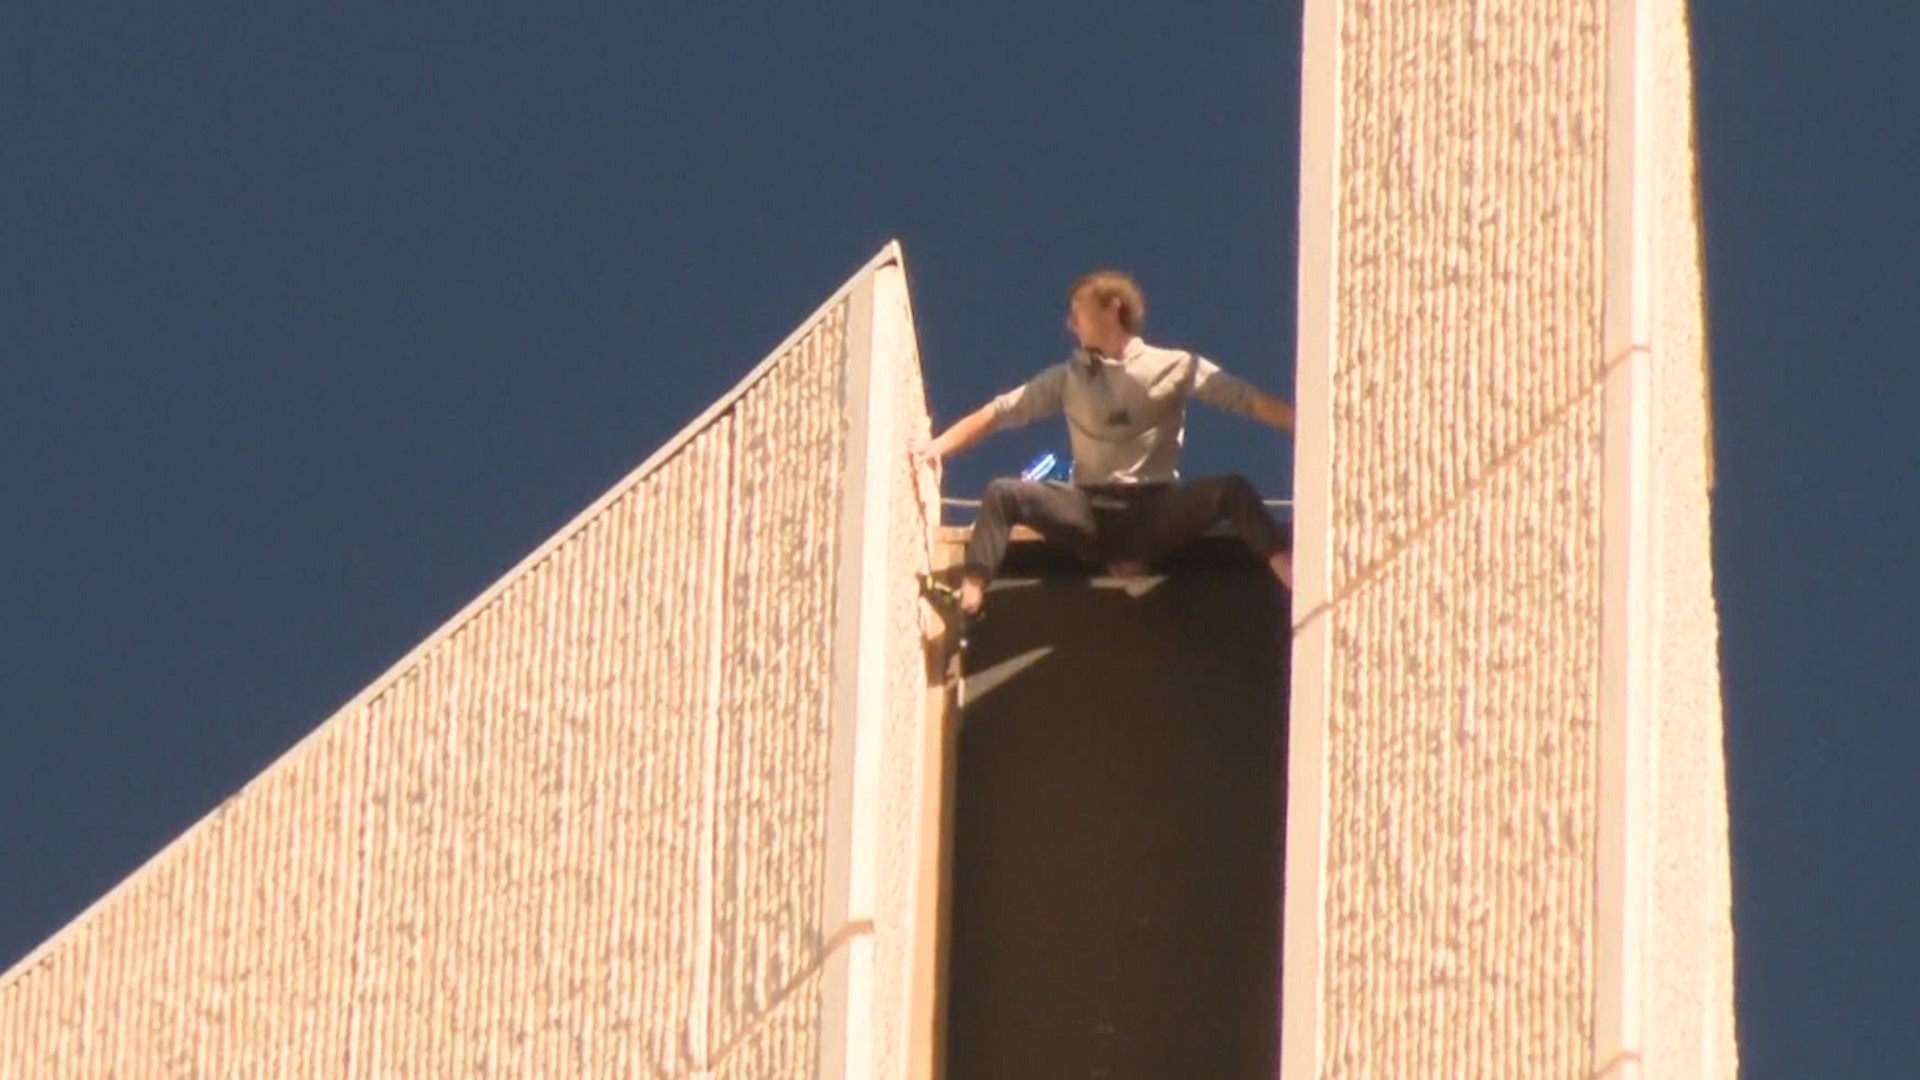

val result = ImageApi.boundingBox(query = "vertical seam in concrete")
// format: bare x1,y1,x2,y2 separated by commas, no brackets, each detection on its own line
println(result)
818,248,899,1080
342,702,379,1076
691,414,738,1068
1280,0,1339,1074
1594,0,1655,1071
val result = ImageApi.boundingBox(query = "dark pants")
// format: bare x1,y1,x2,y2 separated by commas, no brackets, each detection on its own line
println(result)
962,475,1287,582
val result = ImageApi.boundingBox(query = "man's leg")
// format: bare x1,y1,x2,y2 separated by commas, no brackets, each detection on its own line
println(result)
959,479,1097,614
1133,474,1293,590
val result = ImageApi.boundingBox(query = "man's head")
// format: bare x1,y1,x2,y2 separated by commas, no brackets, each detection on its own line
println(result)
1066,269,1145,354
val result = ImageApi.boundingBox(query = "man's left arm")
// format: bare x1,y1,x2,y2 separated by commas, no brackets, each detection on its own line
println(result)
1190,354,1294,433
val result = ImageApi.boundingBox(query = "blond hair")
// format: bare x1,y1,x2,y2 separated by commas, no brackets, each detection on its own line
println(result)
1069,270,1146,334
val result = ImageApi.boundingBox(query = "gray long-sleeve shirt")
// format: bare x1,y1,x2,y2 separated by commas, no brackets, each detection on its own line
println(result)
988,336,1261,486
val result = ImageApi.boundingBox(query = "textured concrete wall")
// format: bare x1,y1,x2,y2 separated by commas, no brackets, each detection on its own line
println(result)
1288,0,1733,1076
867,263,941,1080
811,252,942,1080
1644,0,1738,1073
1290,0,1608,1075
0,246,941,1079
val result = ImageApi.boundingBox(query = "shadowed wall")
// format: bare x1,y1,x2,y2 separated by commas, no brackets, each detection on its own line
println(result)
945,549,1289,1080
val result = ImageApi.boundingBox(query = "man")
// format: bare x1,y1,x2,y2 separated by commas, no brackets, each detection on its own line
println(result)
911,269,1295,616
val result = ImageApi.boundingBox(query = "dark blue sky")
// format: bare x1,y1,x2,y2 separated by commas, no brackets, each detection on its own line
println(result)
3,3,1913,1074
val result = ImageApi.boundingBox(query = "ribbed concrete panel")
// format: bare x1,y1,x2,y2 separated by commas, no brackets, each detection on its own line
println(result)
0,697,370,1078
0,252,877,1077
1328,0,1605,588
1322,398,1602,1077
174,714,369,1075
708,309,849,1057
1645,1,1737,1073
343,417,755,1077
710,969,828,1080
1292,2,1611,1074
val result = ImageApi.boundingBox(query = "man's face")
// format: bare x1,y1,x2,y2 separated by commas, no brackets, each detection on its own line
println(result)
1065,289,1118,349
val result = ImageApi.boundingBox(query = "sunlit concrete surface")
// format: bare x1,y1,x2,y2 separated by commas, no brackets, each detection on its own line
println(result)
0,244,943,1080
1641,0,1736,1072
1283,0,1735,1074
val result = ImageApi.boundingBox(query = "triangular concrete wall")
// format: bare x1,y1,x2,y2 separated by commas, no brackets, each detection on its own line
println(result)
0,244,946,1080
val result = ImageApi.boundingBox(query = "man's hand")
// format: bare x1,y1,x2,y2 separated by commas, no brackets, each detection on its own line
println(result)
913,403,1000,472
908,436,943,474
1247,389,1295,433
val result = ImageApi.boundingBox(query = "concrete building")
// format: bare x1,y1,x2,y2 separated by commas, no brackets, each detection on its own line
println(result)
0,0,1734,1075
1283,0,1735,1073
0,249,946,1079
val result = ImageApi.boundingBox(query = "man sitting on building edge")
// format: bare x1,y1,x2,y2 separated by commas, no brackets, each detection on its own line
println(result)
910,269,1296,617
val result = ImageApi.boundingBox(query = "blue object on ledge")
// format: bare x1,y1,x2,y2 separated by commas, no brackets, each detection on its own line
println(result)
1020,451,1070,483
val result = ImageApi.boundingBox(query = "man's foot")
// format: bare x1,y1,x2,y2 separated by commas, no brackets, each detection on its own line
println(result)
958,574,986,617
1269,551,1293,591
1106,560,1149,580
918,573,980,651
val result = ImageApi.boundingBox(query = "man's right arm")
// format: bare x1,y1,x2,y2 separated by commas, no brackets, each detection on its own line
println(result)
923,402,999,461
917,364,1067,463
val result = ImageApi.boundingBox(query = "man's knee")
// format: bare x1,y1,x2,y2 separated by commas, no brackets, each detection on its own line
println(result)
982,477,1023,510
983,477,1049,525
1201,473,1262,509
1197,474,1282,550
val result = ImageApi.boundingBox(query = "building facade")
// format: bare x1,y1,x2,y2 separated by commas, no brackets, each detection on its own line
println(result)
0,249,946,1079
1282,0,1735,1074
0,0,1734,1074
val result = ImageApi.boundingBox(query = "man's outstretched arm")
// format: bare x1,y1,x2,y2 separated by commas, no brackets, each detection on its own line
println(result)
1242,386,1294,432
918,402,1000,464
1191,354,1294,433
913,363,1068,466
